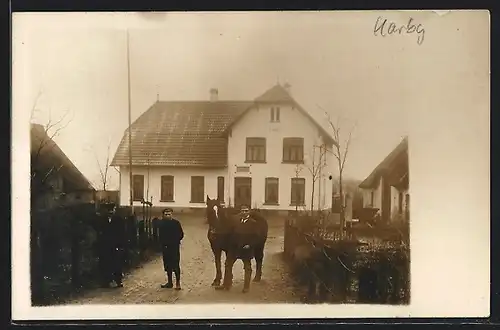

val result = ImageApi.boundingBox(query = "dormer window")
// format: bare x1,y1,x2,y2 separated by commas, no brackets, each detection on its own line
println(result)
271,107,280,122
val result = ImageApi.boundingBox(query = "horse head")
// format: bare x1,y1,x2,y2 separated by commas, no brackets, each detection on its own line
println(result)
206,195,223,230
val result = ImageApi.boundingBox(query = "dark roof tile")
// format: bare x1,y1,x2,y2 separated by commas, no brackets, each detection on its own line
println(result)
110,101,251,167
111,84,338,167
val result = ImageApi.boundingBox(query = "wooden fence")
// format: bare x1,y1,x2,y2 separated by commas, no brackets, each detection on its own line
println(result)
283,214,410,304
31,203,162,305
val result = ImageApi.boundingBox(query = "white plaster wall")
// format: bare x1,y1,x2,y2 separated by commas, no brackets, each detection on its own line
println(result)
119,166,227,208
227,103,334,211
390,187,411,222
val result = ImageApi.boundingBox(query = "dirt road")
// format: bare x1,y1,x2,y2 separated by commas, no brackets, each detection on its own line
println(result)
67,217,302,304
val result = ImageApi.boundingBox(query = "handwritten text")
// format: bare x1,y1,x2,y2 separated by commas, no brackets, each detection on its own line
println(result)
374,16,425,45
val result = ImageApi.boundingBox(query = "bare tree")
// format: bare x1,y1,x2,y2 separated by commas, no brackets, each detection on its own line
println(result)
293,163,304,214
30,94,74,207
304,143,328,216
318,106,356,240
92,139,112,192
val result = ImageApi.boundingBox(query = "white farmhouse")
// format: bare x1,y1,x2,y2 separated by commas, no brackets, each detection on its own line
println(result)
110,83,338,214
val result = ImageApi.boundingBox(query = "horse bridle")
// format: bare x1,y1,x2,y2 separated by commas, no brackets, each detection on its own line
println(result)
208,204,221,234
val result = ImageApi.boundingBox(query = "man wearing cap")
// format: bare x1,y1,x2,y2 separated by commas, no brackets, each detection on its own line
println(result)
158,208,184,290
218,204,259,293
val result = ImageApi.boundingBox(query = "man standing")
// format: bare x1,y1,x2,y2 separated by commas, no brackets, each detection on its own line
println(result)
158,208,184,290
218,204,259,293
97,203,125,288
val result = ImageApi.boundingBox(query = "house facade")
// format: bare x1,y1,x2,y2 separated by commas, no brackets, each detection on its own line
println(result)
111,84,337,214
358,137,409,224
31,123,96,211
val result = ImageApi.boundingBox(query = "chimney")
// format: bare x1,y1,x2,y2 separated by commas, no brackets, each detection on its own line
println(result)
283,82,291,94
209,88,218,102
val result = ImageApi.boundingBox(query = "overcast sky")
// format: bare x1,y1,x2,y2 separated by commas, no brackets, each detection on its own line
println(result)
16,12,421,190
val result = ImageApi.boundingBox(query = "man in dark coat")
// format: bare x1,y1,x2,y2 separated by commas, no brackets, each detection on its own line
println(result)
219,204,260,293
97,203,126,288
158,208,184,290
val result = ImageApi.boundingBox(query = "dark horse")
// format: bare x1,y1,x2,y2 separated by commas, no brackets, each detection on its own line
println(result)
206,196,268,291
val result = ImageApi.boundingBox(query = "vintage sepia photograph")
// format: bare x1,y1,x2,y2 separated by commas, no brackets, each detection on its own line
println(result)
12,10,490,320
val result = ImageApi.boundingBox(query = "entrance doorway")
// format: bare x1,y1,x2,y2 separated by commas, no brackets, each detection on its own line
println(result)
234,177,252,209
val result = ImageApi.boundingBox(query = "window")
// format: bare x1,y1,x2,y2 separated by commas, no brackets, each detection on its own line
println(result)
283,137,304,163
265,178,279,204
133,174,144,201
191,176,205,203
217,176,225,202
370,191,374,206
246,137,266,163
161,175,174,202
291,178,305,206
271,107,281,122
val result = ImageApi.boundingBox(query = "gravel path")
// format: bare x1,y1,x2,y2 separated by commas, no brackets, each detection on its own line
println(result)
67,217,301,304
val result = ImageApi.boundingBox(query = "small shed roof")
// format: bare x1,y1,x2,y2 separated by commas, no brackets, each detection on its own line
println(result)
359,137,409,189
31,123,95,192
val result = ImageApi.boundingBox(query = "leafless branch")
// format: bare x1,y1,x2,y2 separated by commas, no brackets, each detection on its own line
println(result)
30,100,74,205
317,104,357,240
340,124,355,171
29,90,43,123
42,164,64,183
92,139,113,191
32,108,74,167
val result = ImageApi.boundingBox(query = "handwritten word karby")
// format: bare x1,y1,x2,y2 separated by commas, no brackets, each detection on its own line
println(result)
374,16,425,45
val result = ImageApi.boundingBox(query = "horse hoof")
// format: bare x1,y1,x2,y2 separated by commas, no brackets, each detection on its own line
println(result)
211,281,220,287
242,288,249,293
215,285,230,291
253,277,261,282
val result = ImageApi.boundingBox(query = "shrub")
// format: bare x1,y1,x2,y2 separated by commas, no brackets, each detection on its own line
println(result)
31,205,159,305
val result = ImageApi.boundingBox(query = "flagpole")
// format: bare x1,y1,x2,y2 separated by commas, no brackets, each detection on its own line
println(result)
127,29,134,216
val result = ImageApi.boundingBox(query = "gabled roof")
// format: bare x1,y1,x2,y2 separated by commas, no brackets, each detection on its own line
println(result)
111,84,338,168
227,84,337,147
359,137,409,189
31,124,95,192
254,83,296,103
110,101,253,167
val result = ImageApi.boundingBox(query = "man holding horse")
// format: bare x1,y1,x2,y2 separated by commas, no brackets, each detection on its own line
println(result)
216,204,261,293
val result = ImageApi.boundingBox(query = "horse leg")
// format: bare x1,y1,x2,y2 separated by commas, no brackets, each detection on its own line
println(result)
242,258,252,293
253,243,264,282
216,254,235,290
212,248,222,287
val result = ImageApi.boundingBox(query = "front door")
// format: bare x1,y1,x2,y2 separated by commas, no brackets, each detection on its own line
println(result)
234,177,252,209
